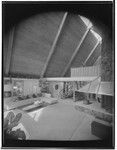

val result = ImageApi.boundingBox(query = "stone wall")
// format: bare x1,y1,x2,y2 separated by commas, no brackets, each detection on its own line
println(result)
100,24,114,114
101,33,113,82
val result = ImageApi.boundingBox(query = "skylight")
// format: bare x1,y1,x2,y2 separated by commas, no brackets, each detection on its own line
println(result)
79,15,93,29
79,15,102,42
91,30,102,42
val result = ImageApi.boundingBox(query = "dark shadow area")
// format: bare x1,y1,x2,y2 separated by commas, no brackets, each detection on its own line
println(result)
2,1,113,34
2,1,114,149
3,139,114,149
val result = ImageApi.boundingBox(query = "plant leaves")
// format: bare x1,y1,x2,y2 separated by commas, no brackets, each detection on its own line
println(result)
4,118,9,130
9,112,15,124
5,111,15,123
11,113,22,124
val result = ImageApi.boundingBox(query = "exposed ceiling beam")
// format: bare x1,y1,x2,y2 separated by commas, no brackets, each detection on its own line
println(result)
41,12,68,77
62,26,91,77
4,77,39,81
5,27,15,75
4,76,97,82
94,55,101,66
83,41,100,66
45,77,97,82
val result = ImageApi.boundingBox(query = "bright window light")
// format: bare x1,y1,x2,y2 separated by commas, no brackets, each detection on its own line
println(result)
91,29,102,42
79,15,93,29
79,15,102,43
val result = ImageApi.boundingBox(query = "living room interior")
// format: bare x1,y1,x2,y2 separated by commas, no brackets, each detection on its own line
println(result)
3,2,114,148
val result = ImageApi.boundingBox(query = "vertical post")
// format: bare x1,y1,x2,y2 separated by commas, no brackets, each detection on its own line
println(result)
73,81,76,102
5,27,15,75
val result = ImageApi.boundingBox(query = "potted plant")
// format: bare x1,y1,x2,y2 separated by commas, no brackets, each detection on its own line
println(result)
4,111,26,140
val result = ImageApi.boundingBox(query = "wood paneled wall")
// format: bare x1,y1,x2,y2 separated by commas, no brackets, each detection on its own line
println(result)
10,12,64,76
85,43,101,66
4,12,101,78
71,31,98,68
71,66,100,77
45,15,87,77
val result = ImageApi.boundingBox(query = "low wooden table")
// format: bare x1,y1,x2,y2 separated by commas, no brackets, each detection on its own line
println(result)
21,101,48,112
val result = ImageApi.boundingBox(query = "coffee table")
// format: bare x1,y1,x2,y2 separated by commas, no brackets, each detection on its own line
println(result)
21,101,49,112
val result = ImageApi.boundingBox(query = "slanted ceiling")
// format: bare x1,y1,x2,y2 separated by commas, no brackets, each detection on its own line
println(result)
4,12,101,78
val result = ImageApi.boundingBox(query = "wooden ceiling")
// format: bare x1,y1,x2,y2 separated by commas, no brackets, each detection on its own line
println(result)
4,12,102,78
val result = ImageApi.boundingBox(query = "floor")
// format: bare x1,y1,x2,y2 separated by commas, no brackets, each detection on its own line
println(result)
23,100,99,140
4,97,112,142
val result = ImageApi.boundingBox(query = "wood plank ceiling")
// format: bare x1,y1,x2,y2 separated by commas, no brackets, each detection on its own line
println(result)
4,12,101,78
